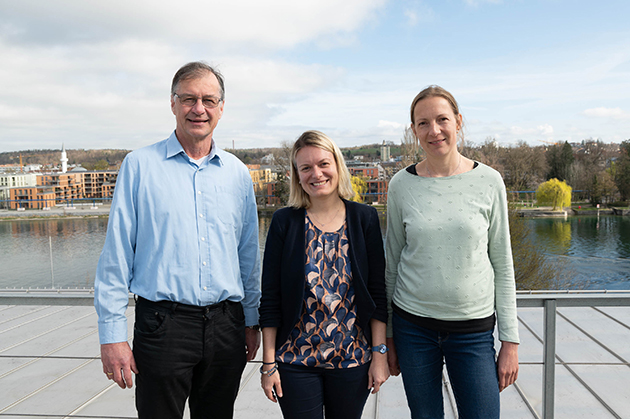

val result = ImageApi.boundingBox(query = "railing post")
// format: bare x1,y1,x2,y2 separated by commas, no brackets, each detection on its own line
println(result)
543,299,557,419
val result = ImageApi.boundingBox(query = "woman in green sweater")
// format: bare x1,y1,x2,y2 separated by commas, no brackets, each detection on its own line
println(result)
385,85,519,419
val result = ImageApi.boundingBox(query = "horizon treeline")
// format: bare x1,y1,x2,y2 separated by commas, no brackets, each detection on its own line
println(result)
2,138,629,202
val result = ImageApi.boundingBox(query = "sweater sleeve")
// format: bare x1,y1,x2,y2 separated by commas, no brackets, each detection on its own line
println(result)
488,173,520,343
365,206,388,324
384,174,407,338
259,210,286,329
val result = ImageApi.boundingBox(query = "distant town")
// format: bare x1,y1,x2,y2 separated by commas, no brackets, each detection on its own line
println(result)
1,137,628,210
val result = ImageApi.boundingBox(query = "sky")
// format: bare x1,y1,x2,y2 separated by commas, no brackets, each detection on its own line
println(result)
1,0,629,153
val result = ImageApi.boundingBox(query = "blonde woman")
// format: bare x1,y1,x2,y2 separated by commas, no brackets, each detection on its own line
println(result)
259,130,389,419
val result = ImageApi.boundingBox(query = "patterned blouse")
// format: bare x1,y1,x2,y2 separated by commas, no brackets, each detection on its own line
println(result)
276,215,371,368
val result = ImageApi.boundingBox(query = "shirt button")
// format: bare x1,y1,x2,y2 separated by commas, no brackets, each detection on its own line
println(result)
199,214,204,218
202,261,207,266
201,237,205,241
198,191,202,195
203,286,207,291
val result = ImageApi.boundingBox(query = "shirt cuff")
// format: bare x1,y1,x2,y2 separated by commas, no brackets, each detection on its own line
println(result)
98,320,129,345
243,306,259,328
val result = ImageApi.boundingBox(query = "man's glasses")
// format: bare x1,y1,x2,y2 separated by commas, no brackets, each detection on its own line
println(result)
173,93,222,109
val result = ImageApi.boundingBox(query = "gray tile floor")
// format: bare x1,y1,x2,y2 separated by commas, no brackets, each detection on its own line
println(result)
1,295,629,418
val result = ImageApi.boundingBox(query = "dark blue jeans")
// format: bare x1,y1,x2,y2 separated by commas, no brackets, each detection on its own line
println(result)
133,297,247,419
276,362,371,419
393,312,500,419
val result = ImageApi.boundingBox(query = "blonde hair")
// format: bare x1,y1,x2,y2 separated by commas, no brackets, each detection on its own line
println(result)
410,85,465,145
288,130,355,209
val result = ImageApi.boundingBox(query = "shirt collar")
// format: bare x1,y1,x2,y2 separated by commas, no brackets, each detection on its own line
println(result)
165,131,224,167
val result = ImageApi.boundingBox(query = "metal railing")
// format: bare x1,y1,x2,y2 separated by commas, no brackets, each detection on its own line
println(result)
516,290,630,419
1,289,630,418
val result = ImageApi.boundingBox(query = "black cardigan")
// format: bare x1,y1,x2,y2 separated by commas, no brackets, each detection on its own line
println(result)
259,200,387,349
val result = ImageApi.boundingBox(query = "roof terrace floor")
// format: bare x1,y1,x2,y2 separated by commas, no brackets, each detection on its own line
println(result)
0,291,629,418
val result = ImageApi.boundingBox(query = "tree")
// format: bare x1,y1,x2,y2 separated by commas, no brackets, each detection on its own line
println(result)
274,172,290,206
270,141,292,206
536,178,572,210
93,159,109,171
350,175,367,203
502,142,548,191
614,140,630,202
567,139,613,201
398,126,423,169
590,171,617,205
475,138,504,176
546,142,574,181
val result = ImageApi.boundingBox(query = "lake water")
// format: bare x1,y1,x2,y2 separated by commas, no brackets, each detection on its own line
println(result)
1,214,629,290
523,215,630,290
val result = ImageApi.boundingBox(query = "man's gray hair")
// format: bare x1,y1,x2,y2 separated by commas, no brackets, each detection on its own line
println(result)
171,61,225,100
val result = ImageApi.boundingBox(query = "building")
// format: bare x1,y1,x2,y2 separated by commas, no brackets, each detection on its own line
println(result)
82,170,117,199
264,181,283,206
4,148,119,210
8,186,56,210
247,164,276,199
380,141,391,161
60,144,68,174
348,164,384,180
364,179,388,204
0,173,38,209
0,173,37,188
37,172,85,203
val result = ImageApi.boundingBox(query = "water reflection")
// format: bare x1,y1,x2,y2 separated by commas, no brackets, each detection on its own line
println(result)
0,218,109,289
1,214,629,290
524,215,630,289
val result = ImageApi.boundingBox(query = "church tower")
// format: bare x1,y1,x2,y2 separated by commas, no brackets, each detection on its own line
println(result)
60,144,68,173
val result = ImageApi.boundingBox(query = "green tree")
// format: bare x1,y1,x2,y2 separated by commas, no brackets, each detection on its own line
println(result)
546,141,574,181
93,159,109,171
536,178,572,210
614,140,630,202
350,175,367,203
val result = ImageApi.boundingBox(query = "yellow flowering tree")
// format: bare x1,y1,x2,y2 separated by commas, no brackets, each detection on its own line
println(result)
536,178,572,211
350,175,367,203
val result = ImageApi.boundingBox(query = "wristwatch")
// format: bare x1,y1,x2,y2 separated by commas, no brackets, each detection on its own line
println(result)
371,344,388,354
247,325,261,331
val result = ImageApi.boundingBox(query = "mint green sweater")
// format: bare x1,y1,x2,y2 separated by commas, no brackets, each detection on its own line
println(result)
385,163,519,343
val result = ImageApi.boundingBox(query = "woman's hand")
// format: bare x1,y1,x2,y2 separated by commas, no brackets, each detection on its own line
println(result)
497,341,519,392
368,353,389,394
261,365,283,403
386,337,400,376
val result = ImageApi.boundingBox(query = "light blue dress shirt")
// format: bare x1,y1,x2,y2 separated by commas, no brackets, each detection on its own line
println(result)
94,132,261,344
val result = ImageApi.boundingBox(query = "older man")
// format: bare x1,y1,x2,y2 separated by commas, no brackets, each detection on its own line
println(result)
94,61,261,419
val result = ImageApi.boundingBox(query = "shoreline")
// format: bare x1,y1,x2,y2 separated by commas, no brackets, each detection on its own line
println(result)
1,205,626,221
0,205,112,220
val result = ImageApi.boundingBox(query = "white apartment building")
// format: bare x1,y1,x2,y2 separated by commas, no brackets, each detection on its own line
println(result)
0,173,37,188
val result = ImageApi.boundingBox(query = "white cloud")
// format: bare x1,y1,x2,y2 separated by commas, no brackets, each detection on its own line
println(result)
537,124,554,136
377,120,404,129
0,0,387,50
582,107,628,119
463,0,502,6
404,10,419,26
403,2,437,26
0,0,388,151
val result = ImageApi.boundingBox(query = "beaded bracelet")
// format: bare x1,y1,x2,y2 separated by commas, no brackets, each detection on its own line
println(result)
260,363,278,377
